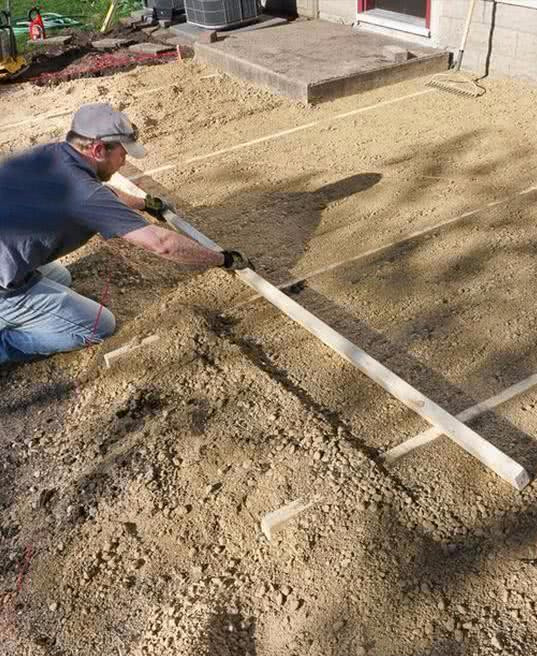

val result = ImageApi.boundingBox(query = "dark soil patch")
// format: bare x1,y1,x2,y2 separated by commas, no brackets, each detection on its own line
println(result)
25,48,178,85
14,23,174,85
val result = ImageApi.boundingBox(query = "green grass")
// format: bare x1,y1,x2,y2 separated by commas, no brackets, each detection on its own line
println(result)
7,0,142,28
6,0,142,53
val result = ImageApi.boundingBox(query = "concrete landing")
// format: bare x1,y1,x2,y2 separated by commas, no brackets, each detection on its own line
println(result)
194,20,449,104
169,14,287,44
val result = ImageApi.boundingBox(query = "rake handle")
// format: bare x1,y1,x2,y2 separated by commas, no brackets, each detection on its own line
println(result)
454,0,478,71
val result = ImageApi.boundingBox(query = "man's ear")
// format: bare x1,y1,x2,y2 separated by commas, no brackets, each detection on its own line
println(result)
91,141,107,162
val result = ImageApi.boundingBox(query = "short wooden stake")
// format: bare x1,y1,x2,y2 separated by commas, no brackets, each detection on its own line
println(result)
104,334,159,368
261,499,314,541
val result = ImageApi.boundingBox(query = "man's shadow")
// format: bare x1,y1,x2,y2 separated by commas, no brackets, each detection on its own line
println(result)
191,172,382,285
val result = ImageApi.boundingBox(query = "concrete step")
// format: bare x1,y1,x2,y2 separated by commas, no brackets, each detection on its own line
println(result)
195,20,449,103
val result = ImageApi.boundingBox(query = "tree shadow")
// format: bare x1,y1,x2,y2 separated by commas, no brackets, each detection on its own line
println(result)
122,141,537,473
0,380,73,417
202,605,257,656
0,366,76,513
299,495,537,655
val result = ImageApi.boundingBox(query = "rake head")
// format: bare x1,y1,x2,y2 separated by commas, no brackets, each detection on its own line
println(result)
426,73,485,98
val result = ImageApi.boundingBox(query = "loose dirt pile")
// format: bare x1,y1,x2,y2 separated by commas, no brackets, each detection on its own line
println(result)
6,273,537,656
0,284,410,655
2,56,537,656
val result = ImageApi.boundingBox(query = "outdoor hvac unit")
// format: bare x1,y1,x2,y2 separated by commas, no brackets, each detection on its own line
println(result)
144,0,185,21
185,0,258,30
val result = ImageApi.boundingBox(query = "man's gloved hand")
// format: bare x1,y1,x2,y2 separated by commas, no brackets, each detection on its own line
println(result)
220,250,254,271
144,194,176,221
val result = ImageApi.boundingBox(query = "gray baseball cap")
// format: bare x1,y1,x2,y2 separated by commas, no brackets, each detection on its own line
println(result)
71,103,146,159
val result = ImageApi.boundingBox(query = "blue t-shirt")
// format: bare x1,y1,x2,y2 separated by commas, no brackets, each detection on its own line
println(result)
0,141,148,296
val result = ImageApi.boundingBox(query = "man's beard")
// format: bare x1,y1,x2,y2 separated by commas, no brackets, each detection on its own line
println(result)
96,163,113,182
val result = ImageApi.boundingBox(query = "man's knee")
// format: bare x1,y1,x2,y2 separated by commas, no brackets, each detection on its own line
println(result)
88,306,116,341
59,268,73,288
0,291,117,362
38,262,72,287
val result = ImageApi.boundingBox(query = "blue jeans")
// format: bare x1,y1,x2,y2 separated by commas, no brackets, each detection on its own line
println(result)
0,261,116,364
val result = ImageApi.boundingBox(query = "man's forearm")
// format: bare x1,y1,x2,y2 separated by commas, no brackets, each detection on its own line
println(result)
160,231,225,268
107,186,145,211
123,224,224,268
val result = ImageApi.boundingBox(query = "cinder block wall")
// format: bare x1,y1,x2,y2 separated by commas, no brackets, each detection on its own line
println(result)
436,0,537,82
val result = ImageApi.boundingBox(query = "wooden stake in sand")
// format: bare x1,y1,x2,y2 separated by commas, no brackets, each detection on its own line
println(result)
261,499,314,541
111,173,530,491
104,334,160,368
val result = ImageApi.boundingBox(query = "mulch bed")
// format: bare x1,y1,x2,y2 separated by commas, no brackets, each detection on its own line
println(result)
14,23,182,86
27,49,179,85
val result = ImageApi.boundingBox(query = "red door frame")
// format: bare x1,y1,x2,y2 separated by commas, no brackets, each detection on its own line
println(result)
357,0,431,29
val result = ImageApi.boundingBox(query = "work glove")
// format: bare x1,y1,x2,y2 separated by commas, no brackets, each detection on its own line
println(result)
144,194,176,221
220,250,254,271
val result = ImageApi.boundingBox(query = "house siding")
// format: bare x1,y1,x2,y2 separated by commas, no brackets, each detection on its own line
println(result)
435,0,537,82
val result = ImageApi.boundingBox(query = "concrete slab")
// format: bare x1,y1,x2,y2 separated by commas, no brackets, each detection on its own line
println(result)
128,42,175,55
92,38,135,50
227,14,288,33
169,14,287,44
170,23,208,45
194,20,449,103
166,35,190,46
28,35,73,48
168,22,209,44
151,26,184,43
198,30,218,44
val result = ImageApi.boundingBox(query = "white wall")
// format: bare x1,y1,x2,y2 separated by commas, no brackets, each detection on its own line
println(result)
319,0,356,23
436,0,537,81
